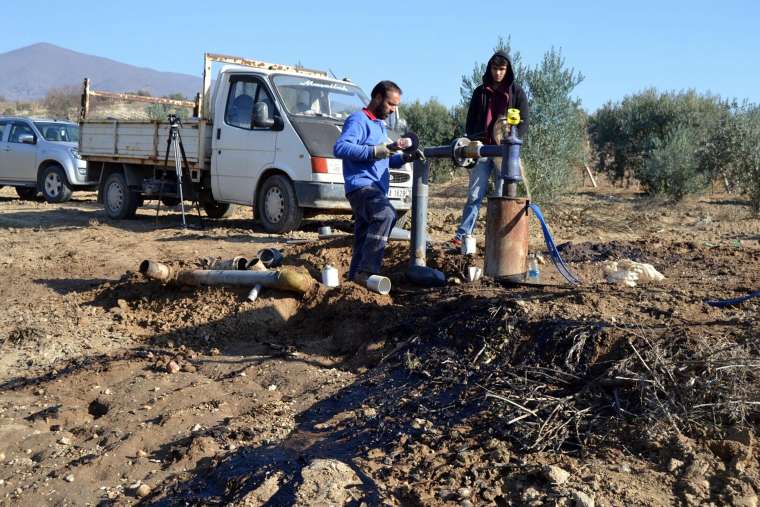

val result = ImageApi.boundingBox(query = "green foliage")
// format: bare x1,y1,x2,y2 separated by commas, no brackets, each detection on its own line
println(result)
726,104,760,213
521,47,586,198
588,89,729,191
402,98,462,182
402,99,457,147
638,125,707,199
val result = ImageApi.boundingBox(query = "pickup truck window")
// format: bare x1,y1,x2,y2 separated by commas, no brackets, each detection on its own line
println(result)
0,121,7,142
272,75,368,121
8,122,35,144
34,122,79,143
224,76,277,130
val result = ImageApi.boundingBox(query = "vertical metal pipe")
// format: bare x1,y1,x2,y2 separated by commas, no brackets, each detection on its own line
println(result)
410,159,430,267
484,197,529,281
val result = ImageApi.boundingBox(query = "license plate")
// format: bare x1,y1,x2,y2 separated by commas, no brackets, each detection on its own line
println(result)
388,187,410,200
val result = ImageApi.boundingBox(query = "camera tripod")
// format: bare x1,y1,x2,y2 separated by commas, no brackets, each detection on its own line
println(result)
156,114,202,228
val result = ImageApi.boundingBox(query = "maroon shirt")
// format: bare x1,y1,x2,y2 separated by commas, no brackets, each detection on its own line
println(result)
484,83,510,144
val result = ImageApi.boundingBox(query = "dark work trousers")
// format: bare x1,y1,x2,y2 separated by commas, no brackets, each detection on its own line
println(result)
346,184,397,280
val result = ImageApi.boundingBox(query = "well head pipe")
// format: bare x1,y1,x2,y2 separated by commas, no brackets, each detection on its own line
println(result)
484,198,529,281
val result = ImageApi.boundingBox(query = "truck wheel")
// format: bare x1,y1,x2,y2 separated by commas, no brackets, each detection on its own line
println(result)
104,172,139,219
40,164,73,203
16,186,39,200
203,201,235,219
257,175,303,233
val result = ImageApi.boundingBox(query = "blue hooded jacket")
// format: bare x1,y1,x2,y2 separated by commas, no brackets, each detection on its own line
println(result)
333,109,403,195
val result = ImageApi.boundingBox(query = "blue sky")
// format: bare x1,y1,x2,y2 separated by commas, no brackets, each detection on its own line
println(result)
3,0,759,112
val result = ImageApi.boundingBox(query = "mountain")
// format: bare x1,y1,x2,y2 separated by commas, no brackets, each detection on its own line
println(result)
0,43,201,101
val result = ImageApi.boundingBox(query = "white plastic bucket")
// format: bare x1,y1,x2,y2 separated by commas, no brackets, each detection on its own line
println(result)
321,265,340,287
462,235,476,255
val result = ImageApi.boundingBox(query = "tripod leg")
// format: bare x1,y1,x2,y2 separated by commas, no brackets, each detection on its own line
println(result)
176,129,203,229
156,132,174,223
173,136,187,228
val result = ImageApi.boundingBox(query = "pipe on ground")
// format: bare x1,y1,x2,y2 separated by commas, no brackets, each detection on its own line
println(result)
139,260,313,294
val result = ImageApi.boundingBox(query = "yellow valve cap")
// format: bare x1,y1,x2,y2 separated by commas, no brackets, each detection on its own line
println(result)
507,108,521,125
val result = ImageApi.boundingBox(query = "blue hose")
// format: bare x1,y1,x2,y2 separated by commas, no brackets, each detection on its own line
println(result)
705,291,760,307
529,203,581,285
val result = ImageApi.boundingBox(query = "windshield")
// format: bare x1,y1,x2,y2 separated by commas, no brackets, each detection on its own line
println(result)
272,75,369,121
34,122,79,143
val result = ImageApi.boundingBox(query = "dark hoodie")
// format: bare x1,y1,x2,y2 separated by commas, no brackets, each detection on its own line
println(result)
464,50,529,144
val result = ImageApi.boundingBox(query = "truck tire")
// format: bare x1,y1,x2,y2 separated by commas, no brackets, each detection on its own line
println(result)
203,201,235,219
40,164,73,203
257,174,303,233
103,172,140,219
16,186,39,200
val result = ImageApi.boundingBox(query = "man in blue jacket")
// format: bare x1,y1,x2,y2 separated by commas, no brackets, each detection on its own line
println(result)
333,80,405,284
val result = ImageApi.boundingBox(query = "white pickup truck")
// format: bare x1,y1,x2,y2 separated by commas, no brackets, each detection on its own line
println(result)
78,53,412,233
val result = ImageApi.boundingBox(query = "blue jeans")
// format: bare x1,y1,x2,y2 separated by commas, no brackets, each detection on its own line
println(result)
346,184,397,279
455,158,499,240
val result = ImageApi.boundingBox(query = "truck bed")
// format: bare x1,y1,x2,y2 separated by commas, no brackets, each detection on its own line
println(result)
79,119,213,170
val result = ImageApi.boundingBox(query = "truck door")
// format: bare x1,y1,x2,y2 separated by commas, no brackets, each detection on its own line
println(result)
0,120,9,179
4,121,39,182
213,75,278,204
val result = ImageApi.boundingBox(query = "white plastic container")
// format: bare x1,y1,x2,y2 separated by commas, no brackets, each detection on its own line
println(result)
462,235,476,255
321,265,340,287
467,266,482,282
366,275,391,295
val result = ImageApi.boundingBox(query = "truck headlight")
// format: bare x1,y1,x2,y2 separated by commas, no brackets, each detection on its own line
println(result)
69,148,82,160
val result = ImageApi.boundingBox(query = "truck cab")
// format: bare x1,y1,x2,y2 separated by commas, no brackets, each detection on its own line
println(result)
209,65,412,232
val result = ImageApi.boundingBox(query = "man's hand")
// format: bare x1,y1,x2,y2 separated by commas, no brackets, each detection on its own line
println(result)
372,144,391,160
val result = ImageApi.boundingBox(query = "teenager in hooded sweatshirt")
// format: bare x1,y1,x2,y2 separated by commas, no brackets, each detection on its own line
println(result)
333,80,407,285
452,50,530,247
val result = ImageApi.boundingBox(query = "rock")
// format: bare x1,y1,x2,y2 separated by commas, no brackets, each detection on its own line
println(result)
57,437,72,446
458,487,471,498
544,465,571,485
668,458,684,473
233,471,283,506
135,483,151,498
295,458,362,505
64,474,75,483
0,452,5,461
117,299,130,313
166,360,181,374
573,490,594,507
522,487,542,502
136,449,148,458
362,407,377,418
181,363,197,373
267,384,277,391
733,494,758,507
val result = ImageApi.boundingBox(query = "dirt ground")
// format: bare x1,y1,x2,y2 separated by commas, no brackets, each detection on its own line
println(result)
0,177,758,506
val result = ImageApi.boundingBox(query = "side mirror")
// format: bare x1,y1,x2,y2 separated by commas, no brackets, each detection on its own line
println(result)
19,134,36,145
252,102,274,128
